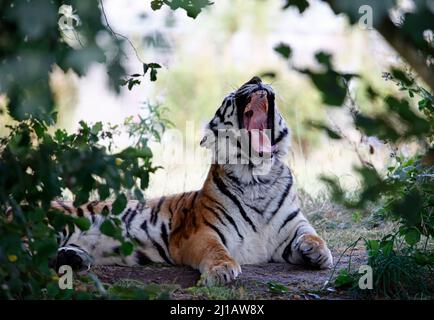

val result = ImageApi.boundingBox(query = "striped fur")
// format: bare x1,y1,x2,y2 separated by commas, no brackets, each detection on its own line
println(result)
52,77,333,286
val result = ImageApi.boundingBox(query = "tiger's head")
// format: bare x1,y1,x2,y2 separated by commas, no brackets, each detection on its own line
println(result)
200,76,291,178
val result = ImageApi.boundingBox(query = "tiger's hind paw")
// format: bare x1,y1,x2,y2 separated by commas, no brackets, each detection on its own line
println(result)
296,234,333,269
198,260,242,286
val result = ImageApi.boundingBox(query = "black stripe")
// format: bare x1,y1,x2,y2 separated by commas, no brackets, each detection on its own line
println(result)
267,179,293,222
140,219,148,232
86,203,96,223
225,172,246,193
140,220,172,264
150,196,165,225
174,193,187,212
278,209,300,232
212,173,257,232
203,194,244,240
190,191,199,208
204,219,227,247
202,203,227,227
282,225,303,263
274,127,288,145
160,223,169,250
125,209,138,237
151,239,172,264
168,206,174,230
222,99,231,116
228,99,235,117
135,251,152,265
126,210,138,226
244,202,263,215
121,208,132,223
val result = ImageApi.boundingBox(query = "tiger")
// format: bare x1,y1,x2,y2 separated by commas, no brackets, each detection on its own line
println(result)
51,76,333,286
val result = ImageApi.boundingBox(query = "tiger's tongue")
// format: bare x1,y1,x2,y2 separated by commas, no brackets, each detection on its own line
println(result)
244,110,273,154
243,91,274,154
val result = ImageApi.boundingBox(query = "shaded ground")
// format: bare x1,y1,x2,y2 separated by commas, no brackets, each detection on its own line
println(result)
92,248,367,300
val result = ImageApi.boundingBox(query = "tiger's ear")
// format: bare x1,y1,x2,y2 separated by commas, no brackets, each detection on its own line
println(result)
200,129,214,149
242,76,262,86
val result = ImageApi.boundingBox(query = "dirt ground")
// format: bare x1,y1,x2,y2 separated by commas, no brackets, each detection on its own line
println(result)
92,248,367,300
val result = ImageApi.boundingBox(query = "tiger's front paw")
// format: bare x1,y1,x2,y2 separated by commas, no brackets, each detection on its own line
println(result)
295,234,333,269
199,260,242,286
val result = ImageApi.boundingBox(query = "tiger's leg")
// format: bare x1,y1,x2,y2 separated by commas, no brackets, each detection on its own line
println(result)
174,232,241,286
276,222,333,269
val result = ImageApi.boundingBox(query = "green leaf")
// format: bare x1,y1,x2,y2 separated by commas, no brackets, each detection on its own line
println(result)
365,239,379,253
120,241,134,256
391,68,414,86
118,147,153,160
267,280,289,293
98,184,110,200
315,52,332,68
100,220,117,237
91,122,103,134
334,269,356,288
274,43,292,59
150,0,164,11
143,63,149,74
147,63,161,69
392,190,423,226
74,217,91,231
134,188,144,201
150,68,158,82
128,80,134,90
140,171,150,189
112,193,127,215
404,228,421,246
282,0,309,13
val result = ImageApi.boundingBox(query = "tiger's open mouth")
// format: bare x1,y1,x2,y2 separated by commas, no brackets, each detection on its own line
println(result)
243,90,276,154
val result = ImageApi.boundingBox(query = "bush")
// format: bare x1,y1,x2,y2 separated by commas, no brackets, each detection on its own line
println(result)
0,111,167,299
323,71,434,299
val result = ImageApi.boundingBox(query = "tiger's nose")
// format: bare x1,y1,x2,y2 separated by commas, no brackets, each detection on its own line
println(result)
255,90,267,99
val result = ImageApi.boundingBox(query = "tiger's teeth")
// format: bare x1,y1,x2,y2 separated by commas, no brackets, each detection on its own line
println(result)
250,130,274,154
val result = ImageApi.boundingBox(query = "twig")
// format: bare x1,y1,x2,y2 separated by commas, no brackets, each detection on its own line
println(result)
322,236,363,290
99,0,145,64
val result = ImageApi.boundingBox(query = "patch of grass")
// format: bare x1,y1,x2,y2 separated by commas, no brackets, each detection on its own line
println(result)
300,189,396,251
186,286,248,300
267,280,289,294
107,279,179,300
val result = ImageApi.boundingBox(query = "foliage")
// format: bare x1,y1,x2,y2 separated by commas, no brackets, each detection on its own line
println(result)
0,0,163,123
0,0,177,300
333,237,434,299
107,280,178,300
150,0,214,19
0,114,166,299
321,72,434,299
186,285,246,300
281,0,433,299
267,280,289,294
380,154,434,245
121,63,163,91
